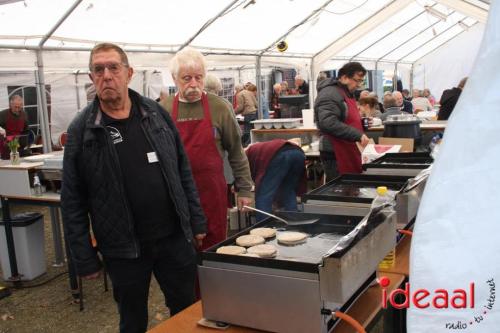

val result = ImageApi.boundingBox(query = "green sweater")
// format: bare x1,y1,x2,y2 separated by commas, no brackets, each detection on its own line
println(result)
161,93,254,198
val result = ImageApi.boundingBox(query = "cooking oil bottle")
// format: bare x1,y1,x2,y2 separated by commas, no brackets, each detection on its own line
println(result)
373,186,396,269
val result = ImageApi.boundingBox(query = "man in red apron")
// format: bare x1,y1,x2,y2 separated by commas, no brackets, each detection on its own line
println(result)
0,95,29,159
162,47,254,250
314,62,370,174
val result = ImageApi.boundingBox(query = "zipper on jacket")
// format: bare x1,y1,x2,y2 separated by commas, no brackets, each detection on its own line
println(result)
94,123,140,258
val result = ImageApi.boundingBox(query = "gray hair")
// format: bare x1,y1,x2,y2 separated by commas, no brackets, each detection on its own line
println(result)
295,74,303,81
383,94,398,108
169,47,207,79
273,83,282,90
234,84,244,91
392,91,403,99
204,74,222,94
89,42,129,69
9,94,23,103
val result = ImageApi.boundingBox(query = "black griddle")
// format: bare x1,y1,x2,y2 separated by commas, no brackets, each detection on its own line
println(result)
362,152,433,170
302,174,411,204
202,211,388,273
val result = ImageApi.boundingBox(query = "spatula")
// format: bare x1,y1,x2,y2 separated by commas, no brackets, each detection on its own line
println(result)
243,206,319,226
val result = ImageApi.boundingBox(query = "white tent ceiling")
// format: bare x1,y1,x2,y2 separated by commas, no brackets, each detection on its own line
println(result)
0,0,490,66
0,0,491,152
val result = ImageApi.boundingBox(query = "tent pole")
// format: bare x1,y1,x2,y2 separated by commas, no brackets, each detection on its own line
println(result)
35,53,52,154
74,70,81,111
178,0,240,51
256,55,263,119
34,0,83,153
259,0,335,56
374,61,379,95
349,7,429,61
143,71,148,96
309,59,315,109
410,64,414,93
393,62,398,92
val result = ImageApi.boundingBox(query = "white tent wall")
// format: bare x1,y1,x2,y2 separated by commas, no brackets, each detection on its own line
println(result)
412,23,484,101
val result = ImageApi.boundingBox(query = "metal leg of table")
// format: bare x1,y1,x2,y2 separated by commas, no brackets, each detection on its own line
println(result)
0,197,22,287
49,207,65,267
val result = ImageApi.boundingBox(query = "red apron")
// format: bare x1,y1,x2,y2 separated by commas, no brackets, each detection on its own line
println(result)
172,93,227,250
6,111,26,136
325,88,364,174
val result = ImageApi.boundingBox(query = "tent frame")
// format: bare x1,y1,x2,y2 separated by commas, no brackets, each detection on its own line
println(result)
0,0,489,134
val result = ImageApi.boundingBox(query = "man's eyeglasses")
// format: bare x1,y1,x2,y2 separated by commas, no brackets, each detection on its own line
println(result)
351,77,365,84
90,62,127,76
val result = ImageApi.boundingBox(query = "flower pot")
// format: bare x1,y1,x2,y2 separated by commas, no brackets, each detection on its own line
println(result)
10,151,20,165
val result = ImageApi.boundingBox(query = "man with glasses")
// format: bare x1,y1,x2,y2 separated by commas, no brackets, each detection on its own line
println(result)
314,62,370,174
161,47,253,251
61,43,206,332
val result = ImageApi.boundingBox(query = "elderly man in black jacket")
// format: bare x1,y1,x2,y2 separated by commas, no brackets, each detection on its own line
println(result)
61,43,206,333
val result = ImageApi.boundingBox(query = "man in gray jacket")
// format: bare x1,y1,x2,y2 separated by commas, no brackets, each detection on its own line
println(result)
61,43,206,333
314,62,370,174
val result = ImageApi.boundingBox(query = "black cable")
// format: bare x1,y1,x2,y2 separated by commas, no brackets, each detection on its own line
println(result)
10,271,68,289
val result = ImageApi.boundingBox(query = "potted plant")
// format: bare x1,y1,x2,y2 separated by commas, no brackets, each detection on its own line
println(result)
7,136,20,165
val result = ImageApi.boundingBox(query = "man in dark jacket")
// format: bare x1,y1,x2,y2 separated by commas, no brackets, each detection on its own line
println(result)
314,62,370,174
61,43,206,333
438,77,468,120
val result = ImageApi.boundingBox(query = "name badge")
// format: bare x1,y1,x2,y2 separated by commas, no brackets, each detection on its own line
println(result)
147,152,159,163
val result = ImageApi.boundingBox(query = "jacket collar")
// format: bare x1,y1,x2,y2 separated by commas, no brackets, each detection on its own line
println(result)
86,89,150,127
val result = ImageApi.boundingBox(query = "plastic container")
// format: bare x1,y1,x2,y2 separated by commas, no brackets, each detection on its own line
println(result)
33,175,43,196
0,213,46,281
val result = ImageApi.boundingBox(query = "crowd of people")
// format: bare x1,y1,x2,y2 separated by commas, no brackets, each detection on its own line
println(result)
58,43,309,333
0,42,469,333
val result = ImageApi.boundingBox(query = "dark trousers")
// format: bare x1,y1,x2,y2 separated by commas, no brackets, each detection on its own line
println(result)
255,149,305,221
104,233,197,333
242,113,257,146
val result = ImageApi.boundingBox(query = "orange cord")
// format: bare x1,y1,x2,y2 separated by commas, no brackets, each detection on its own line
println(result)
333,311,366,333
398,229,413,237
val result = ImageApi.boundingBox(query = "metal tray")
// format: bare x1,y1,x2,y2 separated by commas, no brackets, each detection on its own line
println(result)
363,152,433,169
201,211,388,273
302,174,411,204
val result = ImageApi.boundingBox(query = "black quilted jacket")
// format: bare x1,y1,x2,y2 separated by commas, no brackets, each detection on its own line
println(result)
61,89,206,276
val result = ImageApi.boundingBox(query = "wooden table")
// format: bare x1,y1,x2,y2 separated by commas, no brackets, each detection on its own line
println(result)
148,272,405,333
250,121,447,145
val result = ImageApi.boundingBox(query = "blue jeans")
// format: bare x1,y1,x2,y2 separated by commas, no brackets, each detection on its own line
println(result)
255,148,305,221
